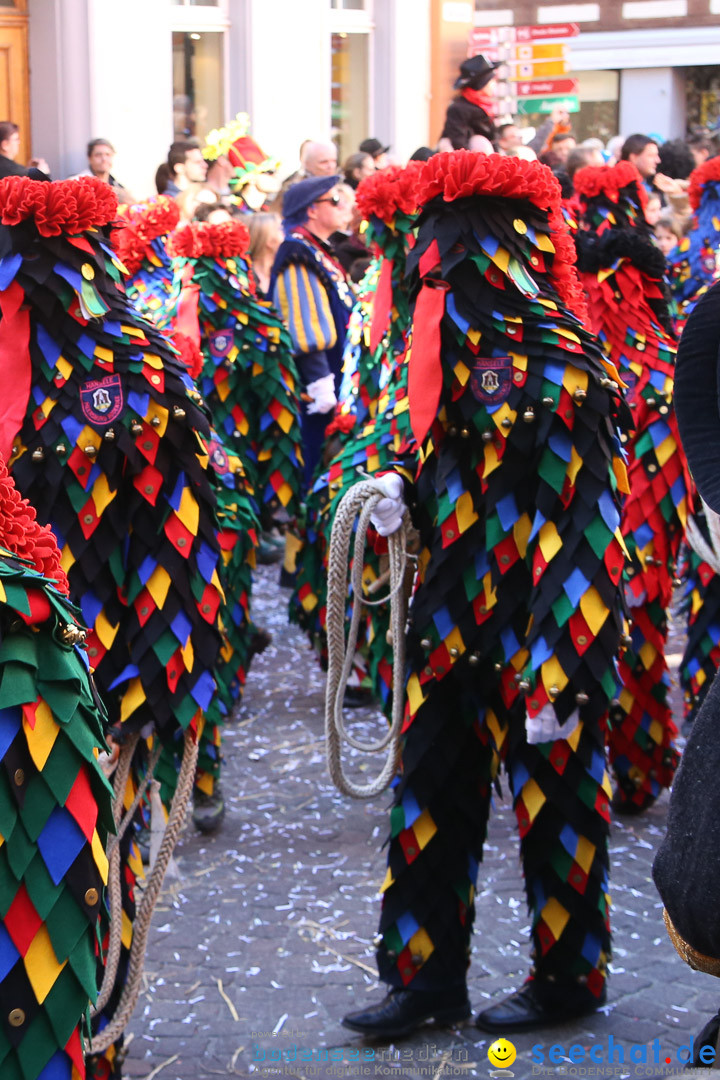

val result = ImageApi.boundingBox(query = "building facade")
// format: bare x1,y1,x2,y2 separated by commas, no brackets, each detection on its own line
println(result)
3,0,719,202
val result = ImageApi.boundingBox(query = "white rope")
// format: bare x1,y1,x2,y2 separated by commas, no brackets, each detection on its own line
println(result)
325,479,410,798
685,501,720,575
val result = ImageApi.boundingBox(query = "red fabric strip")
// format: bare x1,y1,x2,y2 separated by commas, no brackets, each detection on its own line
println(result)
369,257,394,353
407,279,449,447
0,280,30,460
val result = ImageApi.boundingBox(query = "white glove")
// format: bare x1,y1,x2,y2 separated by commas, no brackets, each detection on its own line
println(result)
305,373,337,415
370,473,406,536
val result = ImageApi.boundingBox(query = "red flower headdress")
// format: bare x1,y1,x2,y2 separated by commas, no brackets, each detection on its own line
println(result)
688,156,720,211
0,456,68,593
170,220,251,261
0,175,118,236
113,197,180,276
413,150,586,322
355,161,424,225
573,160,644,202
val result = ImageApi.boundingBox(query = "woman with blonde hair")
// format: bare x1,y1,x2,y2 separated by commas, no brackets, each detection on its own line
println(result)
247,211,284,298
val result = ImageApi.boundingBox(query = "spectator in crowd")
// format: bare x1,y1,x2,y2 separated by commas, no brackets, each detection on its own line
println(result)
687,132,713,168
247,211,284,298
565,146,593,181
359,138,390,170
654,210,681,257
579,138,606,166
343,151,375,189
605,134,625,165
645,192,663,227
0,120,49,180
620,133,661,182
301,141,339,178
203,153,235,201
193,202,232,225
440,54,500,149
658,138,695,181
410,146,436,161
528,105,571,157
497,123,523,155
155,140,207,197
329,182,367,279
75,137,133,204
550,131,576,164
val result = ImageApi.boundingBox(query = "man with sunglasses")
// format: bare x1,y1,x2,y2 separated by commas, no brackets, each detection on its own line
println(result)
271,175,355,484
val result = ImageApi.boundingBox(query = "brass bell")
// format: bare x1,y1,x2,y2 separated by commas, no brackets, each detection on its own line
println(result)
523,407,535,423
481,431,493,442
59,623,87,646
549,685,560,697
518,678,531,692
130,420,143,436
55,444,67,454
103,428,116,441
646,396,656,406
173,406,186,420
468,653,480,666
448,425,458,437
84,445,97,457
31,448,44,461
501,418,513,429
151,416,162,428
449,646,459,658
460,428,470,439
622,634,633,648
573,389,587,403
420,638,432,651
542,396,554,407
494,662,503,671
575,691,589,705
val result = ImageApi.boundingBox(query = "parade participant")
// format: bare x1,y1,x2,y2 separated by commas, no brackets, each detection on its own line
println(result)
171,218,304,528
574,161,691,812
271,176,355,484
0,174,226,1074
0,454,113,1080
290,161,421,707
341,150,630,1036
359,138,390,171
204,114,282,214
440,55,501,150
654,278,720,1068
667,156,720,333
113,196,180,329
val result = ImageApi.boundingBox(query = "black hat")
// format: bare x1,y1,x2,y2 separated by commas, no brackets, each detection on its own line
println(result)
359,138,390,159
454,54,501,90
674,279,720,513
282,174,341,227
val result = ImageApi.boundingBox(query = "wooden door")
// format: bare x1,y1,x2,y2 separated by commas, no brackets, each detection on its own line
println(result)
0,4,30,166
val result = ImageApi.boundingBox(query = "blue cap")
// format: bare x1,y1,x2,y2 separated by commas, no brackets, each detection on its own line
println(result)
283,175,341,227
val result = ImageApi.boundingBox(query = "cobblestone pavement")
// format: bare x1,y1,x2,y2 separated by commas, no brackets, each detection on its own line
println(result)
121,567,716,1080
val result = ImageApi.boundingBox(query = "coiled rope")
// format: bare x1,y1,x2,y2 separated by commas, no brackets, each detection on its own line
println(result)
325,479,411,798
88,729,198,1054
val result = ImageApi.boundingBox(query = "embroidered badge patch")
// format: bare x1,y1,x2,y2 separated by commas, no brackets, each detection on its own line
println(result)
470,357,513,406
207,438,229,475
80,374,124,426
208,329,234,358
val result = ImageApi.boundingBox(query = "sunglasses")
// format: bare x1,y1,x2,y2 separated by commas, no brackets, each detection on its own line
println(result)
315,194,342,206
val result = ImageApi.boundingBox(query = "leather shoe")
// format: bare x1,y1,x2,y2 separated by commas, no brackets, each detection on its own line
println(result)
475,980,606,1033
342,986,470,1039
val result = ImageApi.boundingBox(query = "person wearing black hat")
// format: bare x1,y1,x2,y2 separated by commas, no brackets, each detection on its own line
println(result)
270,175,355,484
359,137,390,170
440,54,501,151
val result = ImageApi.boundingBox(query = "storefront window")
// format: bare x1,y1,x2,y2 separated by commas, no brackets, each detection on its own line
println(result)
685,66,720,133
172,31,224,140
331,32,369,164
517,70,618,144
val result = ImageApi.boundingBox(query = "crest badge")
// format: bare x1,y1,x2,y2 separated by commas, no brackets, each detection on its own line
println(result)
209,329,233,358
80,374,124,426
470,357,513,406
207,437,229,475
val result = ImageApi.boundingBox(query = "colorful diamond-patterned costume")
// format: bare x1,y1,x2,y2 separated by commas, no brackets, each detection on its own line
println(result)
171,220,304,526
666,157,720,336
358,152,629,1005
113,198,180,331
574,161,691,809
290,163,421,705
0,456,113,1080
0,175,225,1075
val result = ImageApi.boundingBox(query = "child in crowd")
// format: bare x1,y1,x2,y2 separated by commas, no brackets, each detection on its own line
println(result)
655,210,681,257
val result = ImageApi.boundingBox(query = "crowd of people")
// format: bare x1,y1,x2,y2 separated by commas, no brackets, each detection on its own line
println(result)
1,52,720,1079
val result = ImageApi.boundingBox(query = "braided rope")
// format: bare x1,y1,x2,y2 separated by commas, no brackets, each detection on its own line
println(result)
325,479,410,798
88,729,199,1053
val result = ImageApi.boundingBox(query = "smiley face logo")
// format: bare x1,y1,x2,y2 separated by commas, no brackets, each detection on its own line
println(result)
488,1038,517,1069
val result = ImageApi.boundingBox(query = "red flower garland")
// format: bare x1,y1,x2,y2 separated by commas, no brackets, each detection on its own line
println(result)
113,197,180,276
170,220,251,261
355,161,424,225
324,411,356,437
412,150,587,322
0,457,68,593
0,175,117,236
688,156,720,211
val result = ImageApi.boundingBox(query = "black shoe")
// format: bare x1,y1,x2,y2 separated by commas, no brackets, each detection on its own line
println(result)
475,980,606,1033
192,784,225,833
343,685,377,709
342,987,470,1039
